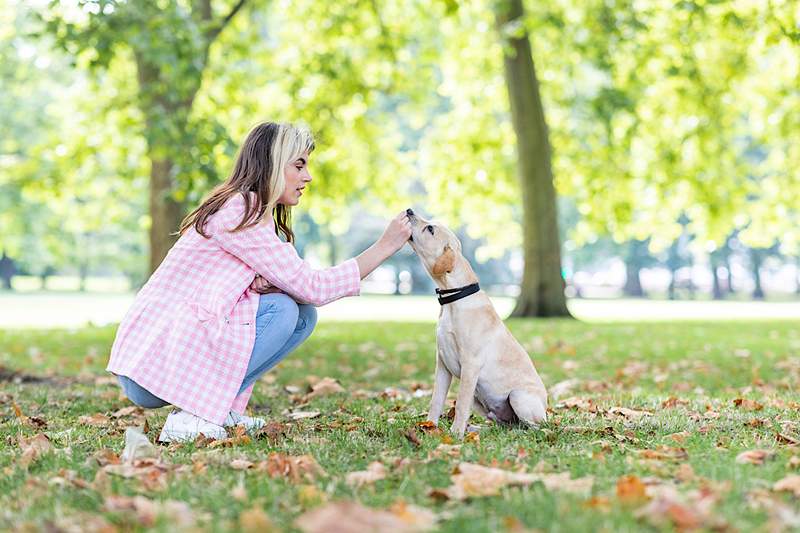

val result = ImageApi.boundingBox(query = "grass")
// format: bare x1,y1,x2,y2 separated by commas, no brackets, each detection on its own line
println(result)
1,319,800,531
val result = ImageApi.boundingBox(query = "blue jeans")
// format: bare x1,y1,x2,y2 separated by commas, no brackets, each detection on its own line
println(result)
117,293,318,409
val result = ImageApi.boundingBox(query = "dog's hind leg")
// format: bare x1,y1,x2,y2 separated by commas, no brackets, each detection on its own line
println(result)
508,389,547,426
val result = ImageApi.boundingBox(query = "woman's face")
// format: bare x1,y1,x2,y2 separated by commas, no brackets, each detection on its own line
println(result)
278,151,312,206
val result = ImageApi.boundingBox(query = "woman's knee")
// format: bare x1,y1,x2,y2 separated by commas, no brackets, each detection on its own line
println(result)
117,375,169,409
297,304,318,332
258,293,300,329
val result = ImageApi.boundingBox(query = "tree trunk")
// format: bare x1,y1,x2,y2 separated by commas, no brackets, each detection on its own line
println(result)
623,241,646,297
496,0,571,318
0,251,14,290
148,157,185,273
710,260,723,300
751,249,764,300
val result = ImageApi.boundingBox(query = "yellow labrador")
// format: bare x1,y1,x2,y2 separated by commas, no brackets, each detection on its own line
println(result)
406,209,547,438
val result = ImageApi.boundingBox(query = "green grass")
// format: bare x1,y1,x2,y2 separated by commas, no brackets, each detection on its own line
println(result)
2,319,800,531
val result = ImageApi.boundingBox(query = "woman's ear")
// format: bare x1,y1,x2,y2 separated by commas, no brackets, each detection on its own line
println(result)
432,245,455,276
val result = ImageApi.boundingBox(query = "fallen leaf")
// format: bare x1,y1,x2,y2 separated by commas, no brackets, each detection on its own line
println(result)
617,475,648,503
78,413,112,426
608,407,653,419
104,495,195,528
240,506,274,532
345,461,387,487
662,397,689,409
774,475,800,496
736,449,774,465
433,462,593,501
304,377,345,401
635,485,720,531
733,398,763,411
121,426,157,462
288,411,321,420
261,453,325,483
637,446,689,461
254,421,288,443
230,459,255,470
295,501,436,533
111,406,143,418
403,429,421,448
19,433,54,467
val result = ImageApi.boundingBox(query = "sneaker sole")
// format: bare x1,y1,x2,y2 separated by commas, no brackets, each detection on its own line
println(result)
157,428,227,443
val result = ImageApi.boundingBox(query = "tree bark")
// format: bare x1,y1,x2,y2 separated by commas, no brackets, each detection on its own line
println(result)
751,248,764,300
0,251,15,290
496,0,571,318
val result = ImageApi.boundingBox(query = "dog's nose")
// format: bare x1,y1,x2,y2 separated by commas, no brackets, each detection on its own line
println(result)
406,208,414,217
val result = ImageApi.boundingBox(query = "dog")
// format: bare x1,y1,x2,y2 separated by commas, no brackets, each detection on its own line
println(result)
405,208,548,439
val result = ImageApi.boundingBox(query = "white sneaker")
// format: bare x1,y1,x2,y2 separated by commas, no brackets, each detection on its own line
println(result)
157,409,227,443
224,411,266,432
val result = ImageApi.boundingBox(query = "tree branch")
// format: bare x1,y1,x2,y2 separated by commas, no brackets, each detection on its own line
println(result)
207,0,248,42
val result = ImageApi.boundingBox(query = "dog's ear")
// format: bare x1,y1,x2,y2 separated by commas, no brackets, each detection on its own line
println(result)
432,245,455,276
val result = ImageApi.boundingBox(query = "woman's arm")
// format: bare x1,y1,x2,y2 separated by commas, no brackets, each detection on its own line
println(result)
355,211,412,279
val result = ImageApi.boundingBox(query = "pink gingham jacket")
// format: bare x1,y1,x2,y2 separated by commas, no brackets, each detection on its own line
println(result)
106,192,361,424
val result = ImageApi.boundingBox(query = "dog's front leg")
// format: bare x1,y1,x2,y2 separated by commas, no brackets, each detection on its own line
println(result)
451,361,480,439
427,348,452,425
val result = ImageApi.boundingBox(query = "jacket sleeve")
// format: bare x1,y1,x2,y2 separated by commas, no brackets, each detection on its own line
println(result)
211,195,361,306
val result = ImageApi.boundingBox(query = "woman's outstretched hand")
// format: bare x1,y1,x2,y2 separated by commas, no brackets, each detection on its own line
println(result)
354,211,412,280
378,211,413,254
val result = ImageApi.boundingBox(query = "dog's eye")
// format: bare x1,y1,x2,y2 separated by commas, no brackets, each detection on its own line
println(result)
426,225,434,235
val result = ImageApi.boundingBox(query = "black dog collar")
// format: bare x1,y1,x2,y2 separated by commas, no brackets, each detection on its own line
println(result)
436,283,480,305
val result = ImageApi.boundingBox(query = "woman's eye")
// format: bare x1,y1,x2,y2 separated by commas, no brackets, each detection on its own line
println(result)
426,225,434,234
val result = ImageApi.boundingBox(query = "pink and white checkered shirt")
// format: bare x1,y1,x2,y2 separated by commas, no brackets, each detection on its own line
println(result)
106,192,361,425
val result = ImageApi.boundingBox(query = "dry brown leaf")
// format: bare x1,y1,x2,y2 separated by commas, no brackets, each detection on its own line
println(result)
111,406,143,418
789,456,800,469
288,410,321,420
254,421,289,443
735,449,774,465
239,506,274,532
662,397,689,409
675,463,696,483
104,495,195,528
434,462,593,501
637,446,689,461
345,461,387,487
260,453,325,483
617,475,648,503
304,377,345,401
635,486,720,531
773,475,800,496
91,448,121,467
295,501,436,533
19,433,54,467
733,398,764,411
668,431,691,444
78,413,112,426
608,407,653,419
230,459,255,470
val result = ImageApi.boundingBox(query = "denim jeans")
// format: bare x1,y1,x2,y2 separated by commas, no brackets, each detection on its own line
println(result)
117,293,318,409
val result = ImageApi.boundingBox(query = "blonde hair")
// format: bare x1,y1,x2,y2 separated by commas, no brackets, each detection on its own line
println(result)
179,122,315,242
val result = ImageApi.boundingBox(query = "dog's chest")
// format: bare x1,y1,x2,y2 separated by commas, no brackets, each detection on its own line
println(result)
436,312,462,377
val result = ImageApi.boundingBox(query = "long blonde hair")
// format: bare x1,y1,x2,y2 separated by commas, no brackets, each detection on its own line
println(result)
179,122,315,242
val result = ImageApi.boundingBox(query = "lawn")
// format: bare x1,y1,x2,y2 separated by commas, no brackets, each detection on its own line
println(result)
1,318,799,531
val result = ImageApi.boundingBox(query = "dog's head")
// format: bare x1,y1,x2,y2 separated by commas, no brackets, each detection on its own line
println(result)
405,208,463,280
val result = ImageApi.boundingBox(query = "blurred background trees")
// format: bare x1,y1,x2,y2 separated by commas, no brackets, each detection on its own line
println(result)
1,0,798,310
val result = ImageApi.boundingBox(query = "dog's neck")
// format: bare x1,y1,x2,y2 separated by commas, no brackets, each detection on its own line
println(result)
434,255,479,290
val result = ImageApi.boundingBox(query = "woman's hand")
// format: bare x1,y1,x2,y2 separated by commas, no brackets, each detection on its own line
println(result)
377,211,413,254
250,275,284,295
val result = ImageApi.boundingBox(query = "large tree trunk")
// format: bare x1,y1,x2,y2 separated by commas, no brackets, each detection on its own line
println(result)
496,0,571,318
148,157,186,273
135,56,196,274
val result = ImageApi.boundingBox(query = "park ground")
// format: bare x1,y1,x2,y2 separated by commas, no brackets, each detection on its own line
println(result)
1,298,800,531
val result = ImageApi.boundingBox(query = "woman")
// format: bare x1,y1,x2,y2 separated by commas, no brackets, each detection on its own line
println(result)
105,122,412,443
